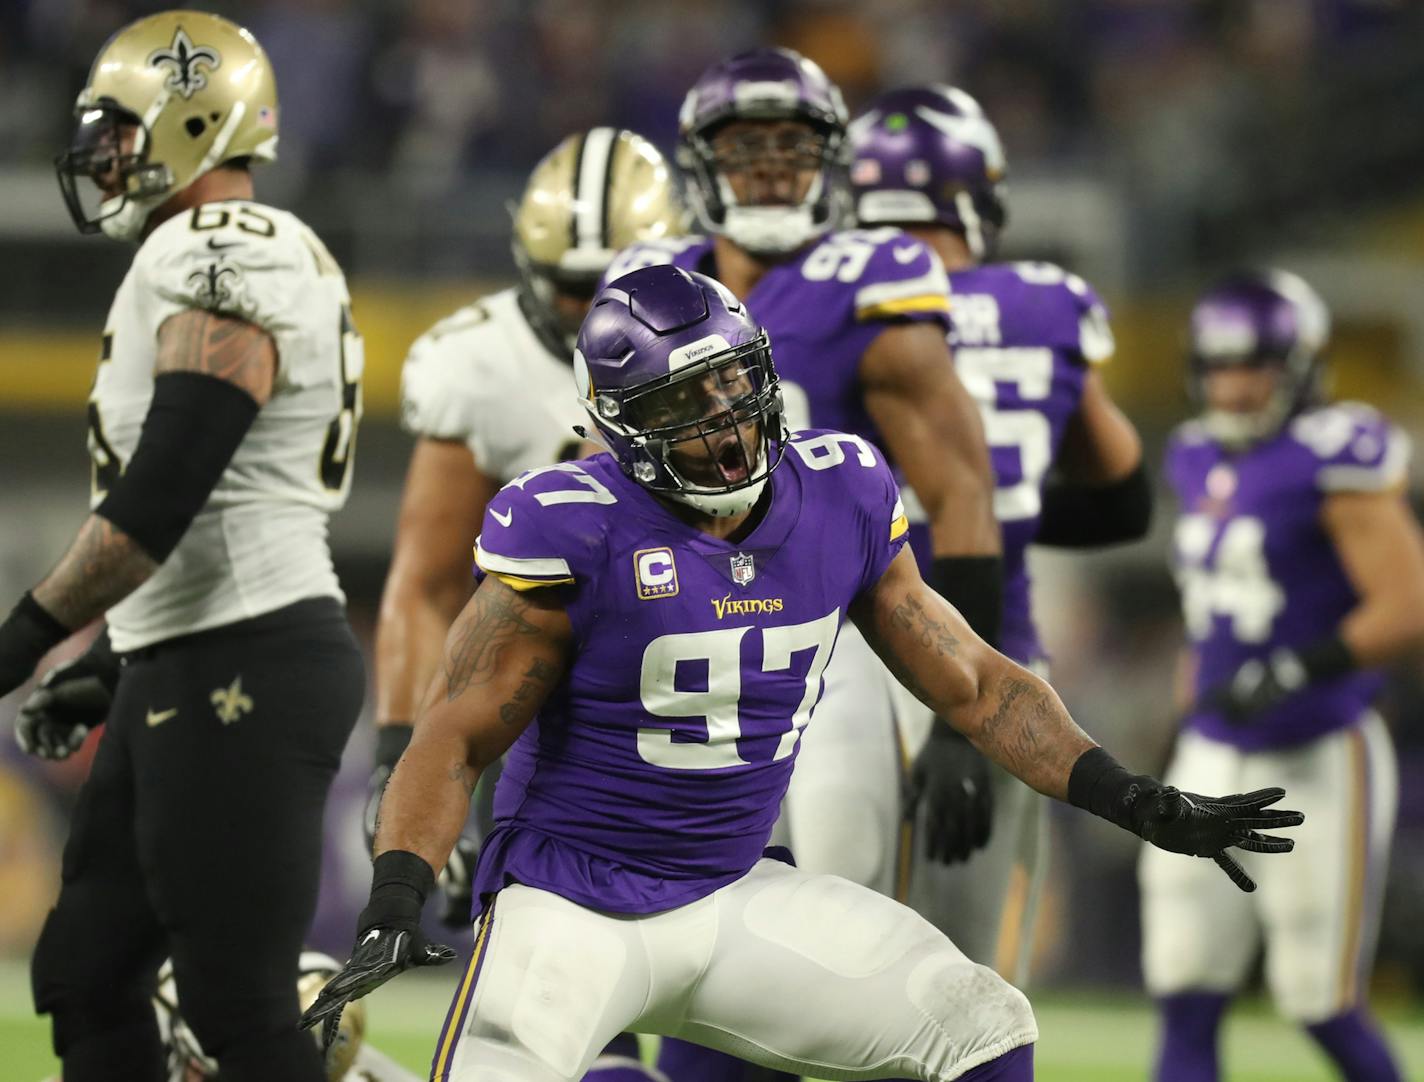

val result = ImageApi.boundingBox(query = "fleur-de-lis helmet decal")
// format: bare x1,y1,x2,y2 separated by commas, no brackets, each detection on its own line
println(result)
56,11,277,241
147,27,222,101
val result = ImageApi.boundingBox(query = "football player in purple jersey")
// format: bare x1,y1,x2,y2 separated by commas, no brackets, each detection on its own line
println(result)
301,265,1301,1082
848,85,1152,981
1142,270,1424,1082
601,53,1001,1008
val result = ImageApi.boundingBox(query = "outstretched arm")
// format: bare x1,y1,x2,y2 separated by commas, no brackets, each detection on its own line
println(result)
853,547,1302,888
302,574,572,1045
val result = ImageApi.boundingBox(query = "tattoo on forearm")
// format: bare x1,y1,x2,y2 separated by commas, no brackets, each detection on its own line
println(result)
974,672,1092,796
33,514,158,629
445,586,541,701
156,309,274,403
889,593,960,658
498,658,559,726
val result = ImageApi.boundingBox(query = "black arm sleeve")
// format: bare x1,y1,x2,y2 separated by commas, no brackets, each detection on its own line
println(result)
95,371,260,562
1034,461,1153,549
927,555,1003,649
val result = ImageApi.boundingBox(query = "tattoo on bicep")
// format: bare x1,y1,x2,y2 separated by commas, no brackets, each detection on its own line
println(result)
445,587,546,701
448,761,477,796
156,309,274,402
498,657,559,726
33,514,158,629
888,593,960,658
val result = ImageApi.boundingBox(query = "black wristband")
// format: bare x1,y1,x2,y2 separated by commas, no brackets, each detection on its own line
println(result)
1036,462,1153,549
927,555,1003,649
2,593,71,664
375,723,415,771
1067,746,1161,835
1298,634,1355,682
370,850,437,906
96,371,260,562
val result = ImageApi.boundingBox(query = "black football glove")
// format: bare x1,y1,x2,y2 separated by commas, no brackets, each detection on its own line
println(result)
15,628,118,760
0,593,70,700
1204,651,1306,724
1069,747,1303,892
905,725,993,864
299,851,456,1052
1132,786,1303,891
1202,637,1355,726
363,724,414,852
437,835,482,928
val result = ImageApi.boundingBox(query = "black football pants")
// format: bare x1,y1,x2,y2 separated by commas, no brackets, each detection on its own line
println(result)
31,598,364,1082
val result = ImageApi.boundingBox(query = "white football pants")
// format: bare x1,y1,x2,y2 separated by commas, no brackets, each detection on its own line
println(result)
1139,712,1397,1022
429,858,1037,1082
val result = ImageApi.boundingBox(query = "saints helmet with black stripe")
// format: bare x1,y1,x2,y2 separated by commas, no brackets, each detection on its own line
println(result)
512,128,685,356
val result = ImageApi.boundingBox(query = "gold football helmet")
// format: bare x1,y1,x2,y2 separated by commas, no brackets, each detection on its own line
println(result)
512,127,684,354
56,10,278,241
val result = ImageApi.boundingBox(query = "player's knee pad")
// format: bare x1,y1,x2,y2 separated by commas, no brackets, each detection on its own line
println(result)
207,1025,325,1082
1266,955,1341,1024
31,919,156,1055
907,954,1036,1082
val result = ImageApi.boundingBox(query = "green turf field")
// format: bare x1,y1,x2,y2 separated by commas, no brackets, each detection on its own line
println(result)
4,959,1422,1080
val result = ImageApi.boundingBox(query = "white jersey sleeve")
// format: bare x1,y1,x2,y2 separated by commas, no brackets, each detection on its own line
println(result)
95,201,360,650
399,288,587,482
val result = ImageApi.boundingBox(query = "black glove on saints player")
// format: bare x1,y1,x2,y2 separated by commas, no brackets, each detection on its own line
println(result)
905,724,993,864
299,850,457,1051
1068,746,1303,891
15,627,119,760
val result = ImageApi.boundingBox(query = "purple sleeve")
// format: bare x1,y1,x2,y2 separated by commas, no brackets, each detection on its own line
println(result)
850,231,952,330
1288,404,1411,493
786,429,910,595
473,462,610,590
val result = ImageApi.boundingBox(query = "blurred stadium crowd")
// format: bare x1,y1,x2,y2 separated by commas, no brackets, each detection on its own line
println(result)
4,0,1424,1009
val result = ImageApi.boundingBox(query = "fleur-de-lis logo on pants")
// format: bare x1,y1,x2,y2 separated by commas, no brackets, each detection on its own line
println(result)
211,676,253,725
148,28,221,100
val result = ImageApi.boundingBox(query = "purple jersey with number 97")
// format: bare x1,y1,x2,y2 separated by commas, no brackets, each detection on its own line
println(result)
468,430,910,915
1167,402,1410,750
948,261,1115,664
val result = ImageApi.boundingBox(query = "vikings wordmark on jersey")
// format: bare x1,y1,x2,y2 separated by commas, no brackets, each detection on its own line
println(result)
467,430,909,915
90,199,362,651
1167,402,1409,750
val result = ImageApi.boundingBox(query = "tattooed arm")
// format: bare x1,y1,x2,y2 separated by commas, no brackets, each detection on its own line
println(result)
373,575,573,871
852,546,1094,799
30,309,276,631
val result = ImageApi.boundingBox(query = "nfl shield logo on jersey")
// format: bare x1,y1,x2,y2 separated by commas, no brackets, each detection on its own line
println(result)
731,552,756,587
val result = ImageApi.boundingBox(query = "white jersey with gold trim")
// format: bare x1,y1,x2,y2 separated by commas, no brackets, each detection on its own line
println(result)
399,287,586,481
90,199,361,652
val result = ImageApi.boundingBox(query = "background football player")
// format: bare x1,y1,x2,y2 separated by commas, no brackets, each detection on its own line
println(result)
1,13,366,1081
848,85,1152,981
1142,270,1424,1081
602,50,1000,965
370,127,682,919
301,264,1300,1082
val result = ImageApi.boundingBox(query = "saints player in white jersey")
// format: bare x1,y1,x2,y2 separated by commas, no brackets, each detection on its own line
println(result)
1,13,365,1082
368,128,683,902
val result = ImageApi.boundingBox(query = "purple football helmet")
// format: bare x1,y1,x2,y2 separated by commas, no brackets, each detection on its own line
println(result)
677,47,849,257
1189,269,1331,446
849,85,1008,259
574,264,787,517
